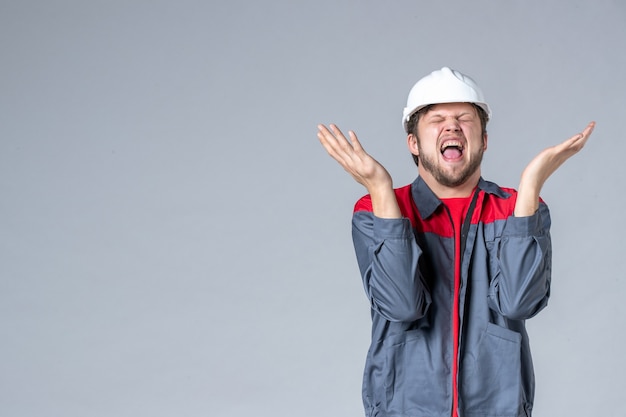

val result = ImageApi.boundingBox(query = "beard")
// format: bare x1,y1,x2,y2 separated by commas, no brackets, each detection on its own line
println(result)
417,145,484,188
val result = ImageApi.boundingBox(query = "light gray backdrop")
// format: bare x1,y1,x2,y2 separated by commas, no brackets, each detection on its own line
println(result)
1,1,624,416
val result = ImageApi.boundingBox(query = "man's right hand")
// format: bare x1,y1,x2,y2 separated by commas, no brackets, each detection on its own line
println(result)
318,124,401,219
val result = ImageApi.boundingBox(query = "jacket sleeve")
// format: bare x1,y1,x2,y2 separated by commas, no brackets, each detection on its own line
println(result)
352,210,431,322
488,201,552,320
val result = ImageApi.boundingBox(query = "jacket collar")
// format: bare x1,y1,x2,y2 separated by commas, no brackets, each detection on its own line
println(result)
410,176,511,219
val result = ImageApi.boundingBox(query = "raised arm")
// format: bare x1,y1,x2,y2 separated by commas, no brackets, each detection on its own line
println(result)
317,124,401,219
515,121,595,217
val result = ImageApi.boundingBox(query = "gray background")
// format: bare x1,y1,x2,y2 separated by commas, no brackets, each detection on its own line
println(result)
1,1,624,416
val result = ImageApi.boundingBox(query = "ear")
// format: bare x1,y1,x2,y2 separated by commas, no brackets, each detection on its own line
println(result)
483,133,488,151
407,133,419,156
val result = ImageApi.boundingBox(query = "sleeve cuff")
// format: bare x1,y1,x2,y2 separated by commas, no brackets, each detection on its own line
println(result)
373,216,413,240
504,210,542,237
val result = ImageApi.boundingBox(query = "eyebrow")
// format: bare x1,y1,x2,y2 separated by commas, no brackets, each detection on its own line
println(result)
426,111,474,119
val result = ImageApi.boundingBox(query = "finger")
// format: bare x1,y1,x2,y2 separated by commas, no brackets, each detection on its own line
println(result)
318,124,371,173
318,124,359,168
317,124,347,150
318,123,350,147
317,124,339,143
581,121,596,140
559,121,594,151
348,130,364,153
317,125,345,157
317,125,338,154
329,124,351,144
329,124,362,161
576,121,595,140
318,131,348,162
569,121,596,150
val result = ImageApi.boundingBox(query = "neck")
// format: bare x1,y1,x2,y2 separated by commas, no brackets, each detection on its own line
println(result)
418,168,481,199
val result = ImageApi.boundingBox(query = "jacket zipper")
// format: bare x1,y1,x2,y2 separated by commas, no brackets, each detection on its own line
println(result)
452,215,462,417
448,190,480,417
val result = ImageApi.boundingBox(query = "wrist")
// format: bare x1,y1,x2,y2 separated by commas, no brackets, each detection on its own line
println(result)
368,185,401,219
515,184,540,217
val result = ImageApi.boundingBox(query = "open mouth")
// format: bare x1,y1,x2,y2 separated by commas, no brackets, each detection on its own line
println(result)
440,140,464,160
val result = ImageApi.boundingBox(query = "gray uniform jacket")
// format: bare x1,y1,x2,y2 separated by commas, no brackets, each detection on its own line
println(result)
352,177,552,417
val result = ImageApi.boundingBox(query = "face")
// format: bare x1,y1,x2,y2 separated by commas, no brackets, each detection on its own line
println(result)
409,102,487,189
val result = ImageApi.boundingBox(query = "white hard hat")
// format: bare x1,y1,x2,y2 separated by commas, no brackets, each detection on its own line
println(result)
402,67,491,132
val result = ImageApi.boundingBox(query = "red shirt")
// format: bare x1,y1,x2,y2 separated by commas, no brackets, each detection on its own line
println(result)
441,196,472,417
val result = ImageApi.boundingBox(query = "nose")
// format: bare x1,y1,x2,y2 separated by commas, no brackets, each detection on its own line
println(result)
443,118,461,132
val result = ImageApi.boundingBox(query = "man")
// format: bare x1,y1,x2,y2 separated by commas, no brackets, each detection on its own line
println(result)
317,67,594,417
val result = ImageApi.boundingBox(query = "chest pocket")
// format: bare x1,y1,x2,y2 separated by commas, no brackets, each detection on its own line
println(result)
481,220,507,284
